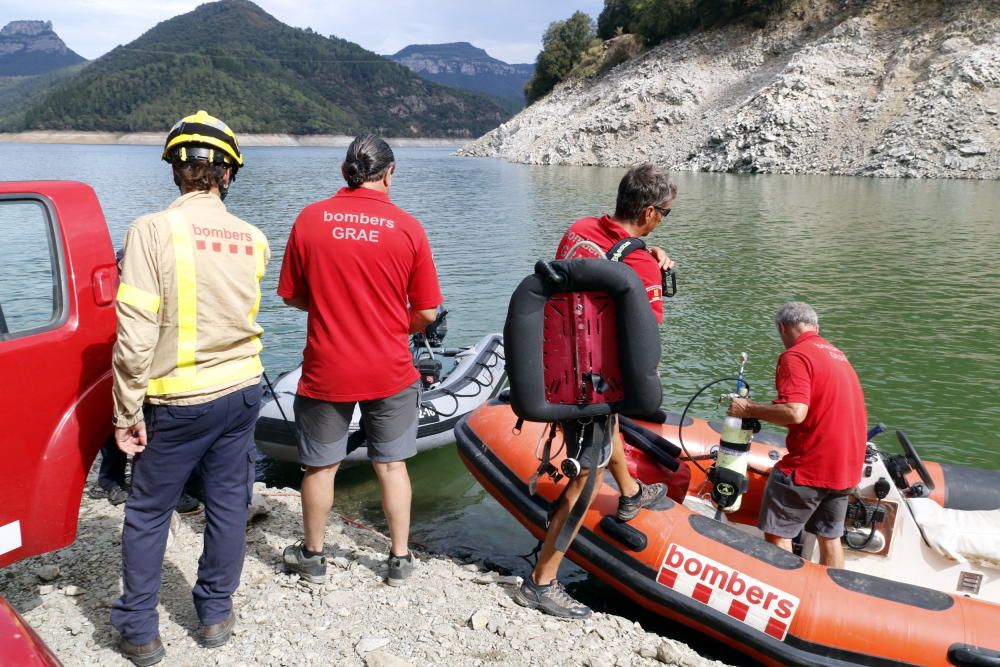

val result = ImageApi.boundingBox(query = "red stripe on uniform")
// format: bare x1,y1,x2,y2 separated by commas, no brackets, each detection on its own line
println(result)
764,618,787,639
727,600,749,621
245,245,254,255
212,242,222,252
693,583,712,604
196,240,206,250
657,568,677,588
229,244,238,254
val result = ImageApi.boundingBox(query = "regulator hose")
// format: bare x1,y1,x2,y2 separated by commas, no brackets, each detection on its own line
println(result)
844,498,882,550
678,377,748,476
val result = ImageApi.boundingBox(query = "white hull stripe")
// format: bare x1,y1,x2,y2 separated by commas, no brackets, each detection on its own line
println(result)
0,520,22,557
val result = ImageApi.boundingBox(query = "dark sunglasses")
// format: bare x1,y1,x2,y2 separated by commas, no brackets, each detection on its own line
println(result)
651,204,671,217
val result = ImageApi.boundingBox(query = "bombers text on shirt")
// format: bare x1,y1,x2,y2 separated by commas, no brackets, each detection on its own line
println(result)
324,209,395,243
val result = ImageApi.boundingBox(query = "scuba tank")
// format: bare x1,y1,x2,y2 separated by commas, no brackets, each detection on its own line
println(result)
710,353,760,513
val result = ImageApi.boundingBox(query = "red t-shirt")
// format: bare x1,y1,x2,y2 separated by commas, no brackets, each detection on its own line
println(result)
278,188,443,401
773,331,867,489
555,215,663,322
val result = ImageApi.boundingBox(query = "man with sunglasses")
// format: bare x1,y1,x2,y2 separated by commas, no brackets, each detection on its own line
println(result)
556,164,675,322
514,163,677,619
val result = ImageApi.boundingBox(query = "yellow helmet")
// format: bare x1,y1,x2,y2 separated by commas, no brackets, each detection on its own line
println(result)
162,110,244,174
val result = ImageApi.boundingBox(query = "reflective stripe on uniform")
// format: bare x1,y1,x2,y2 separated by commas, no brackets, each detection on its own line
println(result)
166,210,198,377
248,228,267,353
116,282,161,313
146,209,265,397
147,355,263,396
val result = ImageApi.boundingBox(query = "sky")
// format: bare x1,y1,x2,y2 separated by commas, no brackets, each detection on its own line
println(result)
6,0,605,64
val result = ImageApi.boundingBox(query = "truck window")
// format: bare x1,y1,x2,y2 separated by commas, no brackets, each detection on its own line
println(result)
0,198,65,339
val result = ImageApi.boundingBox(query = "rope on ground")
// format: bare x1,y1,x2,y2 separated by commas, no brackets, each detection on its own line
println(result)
339,517,429,552
340,516,387,536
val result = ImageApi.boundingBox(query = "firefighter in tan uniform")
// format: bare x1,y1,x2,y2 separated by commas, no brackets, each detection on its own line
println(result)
110,111,269,666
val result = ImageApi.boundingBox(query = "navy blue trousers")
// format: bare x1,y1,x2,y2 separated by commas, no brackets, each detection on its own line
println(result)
98,438,204,501
111,384,260,644
97,437,127,490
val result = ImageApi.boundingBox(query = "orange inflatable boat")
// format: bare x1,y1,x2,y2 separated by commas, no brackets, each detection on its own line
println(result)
456,399,1000,667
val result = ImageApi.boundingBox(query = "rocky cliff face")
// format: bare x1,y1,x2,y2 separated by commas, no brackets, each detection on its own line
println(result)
1,20,53,38
391,42,533,109
460,0,999,179
0,20,85,76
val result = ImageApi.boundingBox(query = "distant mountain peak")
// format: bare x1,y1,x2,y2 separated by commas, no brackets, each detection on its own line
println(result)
178,0,280,24
0,19,85,76
393,42,491,60
390,42,534,110
1,20,54,37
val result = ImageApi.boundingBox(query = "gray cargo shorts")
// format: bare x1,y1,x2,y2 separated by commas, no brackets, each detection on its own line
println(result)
294,381,420,467
758,467,851,539
576,436,613,470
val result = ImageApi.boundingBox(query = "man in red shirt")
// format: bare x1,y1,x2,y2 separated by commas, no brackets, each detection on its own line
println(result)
277,135,442,587
554,167,673,323
515,164,677,619
728,301,867,568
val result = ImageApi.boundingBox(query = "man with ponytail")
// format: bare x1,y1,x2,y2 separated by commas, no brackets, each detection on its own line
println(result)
279,134,443,587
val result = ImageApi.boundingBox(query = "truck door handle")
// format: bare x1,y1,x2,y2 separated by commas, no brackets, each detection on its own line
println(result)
92,265,117,306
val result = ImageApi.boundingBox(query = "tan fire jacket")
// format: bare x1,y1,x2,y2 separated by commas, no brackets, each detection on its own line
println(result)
112,191,270,427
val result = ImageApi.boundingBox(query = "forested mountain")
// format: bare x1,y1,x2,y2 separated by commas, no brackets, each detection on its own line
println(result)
0,21,85,76
390,42,533,112
0,63,87,131
18,0,508,137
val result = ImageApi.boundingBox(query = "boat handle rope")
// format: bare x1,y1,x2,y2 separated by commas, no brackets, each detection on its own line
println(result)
433,385,490,418
428,340,506,417
425,377,493,418
468,361,497,389
262,370,296,436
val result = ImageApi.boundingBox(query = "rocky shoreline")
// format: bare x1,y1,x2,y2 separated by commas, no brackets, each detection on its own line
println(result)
1,479,731,667
0,132,464,148
459,0,999,180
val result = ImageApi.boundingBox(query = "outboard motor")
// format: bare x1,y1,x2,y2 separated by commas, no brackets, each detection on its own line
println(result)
424,307,448,347
710,353,760,513
412,307,448,350
416,357,442,389
412,308,448,388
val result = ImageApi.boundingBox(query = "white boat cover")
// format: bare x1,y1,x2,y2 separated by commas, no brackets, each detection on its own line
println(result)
908,497,1000,568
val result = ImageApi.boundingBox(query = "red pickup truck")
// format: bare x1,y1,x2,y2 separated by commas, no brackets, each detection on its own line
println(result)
0,181,118,664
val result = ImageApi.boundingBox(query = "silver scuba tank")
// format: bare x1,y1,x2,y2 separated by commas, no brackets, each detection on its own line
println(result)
712,414,755,512
710,353,759,513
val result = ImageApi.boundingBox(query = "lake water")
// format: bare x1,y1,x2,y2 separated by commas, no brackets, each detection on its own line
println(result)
2,144,998,656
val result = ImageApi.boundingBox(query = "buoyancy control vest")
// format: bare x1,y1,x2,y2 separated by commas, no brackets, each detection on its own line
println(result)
505,251,662,423
504,255,663,551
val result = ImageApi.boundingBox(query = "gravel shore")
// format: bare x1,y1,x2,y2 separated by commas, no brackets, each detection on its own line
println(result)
1,480,731,667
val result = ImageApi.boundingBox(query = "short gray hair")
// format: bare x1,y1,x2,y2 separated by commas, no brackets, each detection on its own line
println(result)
775,301,818,328
614,164,677,221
